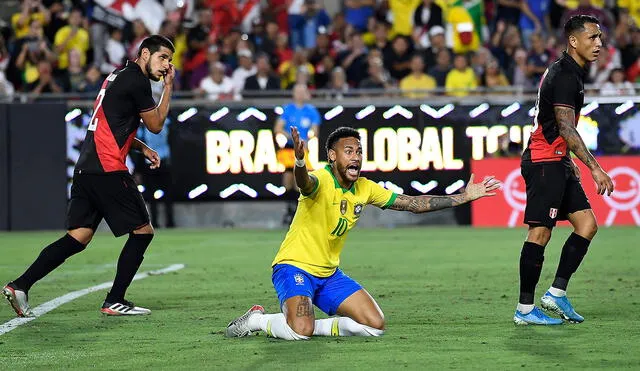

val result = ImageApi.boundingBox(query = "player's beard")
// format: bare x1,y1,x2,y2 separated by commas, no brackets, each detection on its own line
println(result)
146,60,160,82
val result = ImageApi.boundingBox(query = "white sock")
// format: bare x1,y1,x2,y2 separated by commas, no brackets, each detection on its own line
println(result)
548,287,566,297
517,303,535,314
313,317,384,337
248,313,309,341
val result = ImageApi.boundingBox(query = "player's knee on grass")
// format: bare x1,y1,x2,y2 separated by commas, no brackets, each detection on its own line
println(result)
527,226,552,246
362,314,385,331
287,316,315,337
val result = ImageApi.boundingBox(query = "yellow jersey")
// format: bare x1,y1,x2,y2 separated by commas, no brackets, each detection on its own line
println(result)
272,165,397,277
54,26,90,69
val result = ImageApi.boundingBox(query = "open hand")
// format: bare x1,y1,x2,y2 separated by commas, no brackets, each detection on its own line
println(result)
591,167,614,196
464,174,501,201
291,126,305,160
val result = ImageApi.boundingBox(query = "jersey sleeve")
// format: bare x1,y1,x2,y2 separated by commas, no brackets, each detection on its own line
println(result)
299,169,324,200
131,74,157,113
552,72,578,109
365,179,397,209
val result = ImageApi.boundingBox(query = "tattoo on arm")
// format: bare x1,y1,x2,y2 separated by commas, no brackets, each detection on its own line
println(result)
295,299,314,318
388,193,467,213
555,106,597,170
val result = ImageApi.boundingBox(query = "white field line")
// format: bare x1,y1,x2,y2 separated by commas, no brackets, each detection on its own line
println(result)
0,263,185,336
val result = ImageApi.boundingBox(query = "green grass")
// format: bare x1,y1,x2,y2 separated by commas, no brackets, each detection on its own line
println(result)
0,227,638,370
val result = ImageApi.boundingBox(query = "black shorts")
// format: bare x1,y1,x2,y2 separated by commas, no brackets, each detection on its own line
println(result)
521,160,591,228
66,172,150,237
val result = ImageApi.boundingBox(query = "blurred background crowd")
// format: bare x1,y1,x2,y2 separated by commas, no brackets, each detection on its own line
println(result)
0,0,638,101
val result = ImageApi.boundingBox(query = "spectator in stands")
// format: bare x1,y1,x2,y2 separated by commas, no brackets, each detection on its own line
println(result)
187,44,220,90
422,25,452,70
336,32,368,87
470,47,491,81
255,19,279,65
399,53,436,98
326,66,350,100
266,0,289,34
314,54,335,89
101,28,126,74
274,32,294,67
279,49,314,89
54,7,89,72
507,47,532,87
445,54,477,97
412,0,444,49
384,35,413,80
481,59,510,92
428,48,452,87
490,22,522,74
617,15,639,71
299,0,331,49
63,48,86,92
359,56,394,91
27,59,64,96
344,0,376,32
520,0,549,49
309,31,334,66
232,49,257,94
0,71,14,101
78,65,102,94
388,0,421,37
11,0,50,41
600,67,636,96
44,0,68,42
287,0,306,49
368,20,390,51
199,61,236,101
526,33,552,84
243,52,281,97
14,19,57,89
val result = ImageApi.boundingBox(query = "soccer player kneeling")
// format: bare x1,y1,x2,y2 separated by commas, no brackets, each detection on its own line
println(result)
225,126,501,340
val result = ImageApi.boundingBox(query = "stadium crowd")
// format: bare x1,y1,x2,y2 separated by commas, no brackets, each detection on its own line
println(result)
0,0,638,100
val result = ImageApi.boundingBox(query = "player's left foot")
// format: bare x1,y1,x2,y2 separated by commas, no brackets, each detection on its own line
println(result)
540,291,584,323
100,299,151,316
225,304,264,337
2,282,34,317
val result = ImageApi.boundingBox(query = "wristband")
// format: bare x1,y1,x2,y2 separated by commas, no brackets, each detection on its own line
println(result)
295,158,306,167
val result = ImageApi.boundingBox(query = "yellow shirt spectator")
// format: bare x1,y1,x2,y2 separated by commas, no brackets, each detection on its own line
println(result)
389,0,422,36
400,73,437,98
12,12,48,39
445,67,477,97
54,26,90,69
278,61,315,89
565,0,605,9
619,0,640,27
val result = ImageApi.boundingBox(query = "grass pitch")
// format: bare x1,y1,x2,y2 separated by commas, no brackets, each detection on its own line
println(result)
0,226,638,370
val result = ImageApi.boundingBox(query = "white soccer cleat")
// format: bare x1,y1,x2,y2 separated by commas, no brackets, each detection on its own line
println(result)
100,299,151,316
225,305,265,337
3,283,34,318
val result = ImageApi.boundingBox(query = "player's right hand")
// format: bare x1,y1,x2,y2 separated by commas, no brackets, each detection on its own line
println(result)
591,167,614,196
291,127,305,160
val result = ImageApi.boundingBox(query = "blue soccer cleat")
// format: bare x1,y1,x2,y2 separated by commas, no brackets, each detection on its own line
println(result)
513,306,564,325
540,291,584,323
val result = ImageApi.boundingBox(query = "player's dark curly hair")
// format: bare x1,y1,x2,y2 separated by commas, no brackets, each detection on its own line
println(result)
326,127,360,162
564,15,600,39
138,35,175,57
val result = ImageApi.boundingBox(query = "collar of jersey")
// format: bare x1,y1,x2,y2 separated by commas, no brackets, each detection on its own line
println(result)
324,165,356,194
561,51,587,78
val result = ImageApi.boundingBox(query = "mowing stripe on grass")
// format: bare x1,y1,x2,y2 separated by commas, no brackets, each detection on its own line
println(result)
0,263,185,336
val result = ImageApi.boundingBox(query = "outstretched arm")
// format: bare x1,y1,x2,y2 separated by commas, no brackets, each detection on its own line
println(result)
291,126,317,195
555,106,614,195
387,174,500,213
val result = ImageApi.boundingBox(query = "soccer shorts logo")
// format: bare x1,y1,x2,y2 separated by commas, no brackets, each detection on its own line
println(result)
294,273,305,286
549,208,558,219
